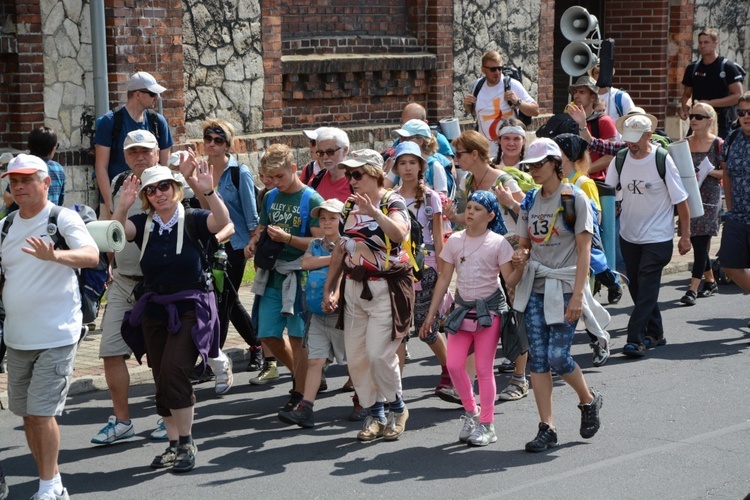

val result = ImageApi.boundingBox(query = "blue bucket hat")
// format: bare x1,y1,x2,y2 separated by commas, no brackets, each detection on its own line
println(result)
393,141,427,172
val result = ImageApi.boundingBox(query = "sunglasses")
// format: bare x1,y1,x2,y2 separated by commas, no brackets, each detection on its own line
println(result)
689,114,710,121
483,66,503,73
316,147,342,157
203,135,227,146
144,180,172,197
138,90,157,98
527,159,550,169
344,170,366,182
454,150,470,158
738,109,750,117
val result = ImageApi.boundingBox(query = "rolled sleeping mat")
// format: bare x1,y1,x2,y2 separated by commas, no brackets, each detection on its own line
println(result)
86,220,125,253
439,117,461,140
596,182,617,270
667,140,704,219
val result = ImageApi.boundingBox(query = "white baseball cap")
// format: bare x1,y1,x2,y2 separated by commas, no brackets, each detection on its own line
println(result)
311,198,345,218
123,130,158,150
1,154,48,178
520,138,562,164
620,115,653,143
127,71,166,94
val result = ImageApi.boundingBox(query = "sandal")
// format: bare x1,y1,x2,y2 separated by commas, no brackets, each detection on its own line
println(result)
497,379,529,401
644,336,667,348
622,342,645,358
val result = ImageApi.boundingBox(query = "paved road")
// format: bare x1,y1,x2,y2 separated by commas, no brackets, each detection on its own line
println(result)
1,270,749,499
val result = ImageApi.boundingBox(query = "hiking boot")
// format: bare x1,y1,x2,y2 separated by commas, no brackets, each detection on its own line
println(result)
349,396,368,421
383,407,409,441
525,422,558,453
149,418,168,441
281,391,304,413
458,411,479,443
150,445,177,469
215,358,233,395
357,416,386,442
607,284,623,304
171,442,197,473
249,359,279,385
468,422,497,447
246,346,264,372
31,489,69,500
278,400,315,428
680,290,697,306
579,389,603,439
437,386,463,405
189,364,214,384
698,281,718,298
90,415,135,445
590,339,610,367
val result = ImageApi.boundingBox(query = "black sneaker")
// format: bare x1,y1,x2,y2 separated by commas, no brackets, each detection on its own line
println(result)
278,401,315,428
578,389,603,439
607,284,623,305
496,358,515,373
697,281,718,298
680,290,697,306
150,445,177,469
171,442,197,473
525,422,558,453
590,340,610,367
281,391,304,413
246,347,264,372
189,364,214,384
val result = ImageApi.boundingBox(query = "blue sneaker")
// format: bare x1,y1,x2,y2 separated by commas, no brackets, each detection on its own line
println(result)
91,415,135,445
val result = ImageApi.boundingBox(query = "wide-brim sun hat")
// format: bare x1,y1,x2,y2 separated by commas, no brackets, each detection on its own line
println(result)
138,165,175,194
338,149,384,170
392,141,427,172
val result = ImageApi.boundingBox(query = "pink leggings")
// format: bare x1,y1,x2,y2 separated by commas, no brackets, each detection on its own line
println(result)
446,316,501,424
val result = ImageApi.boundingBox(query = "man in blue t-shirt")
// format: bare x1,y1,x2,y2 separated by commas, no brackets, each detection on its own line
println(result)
94,71,174,217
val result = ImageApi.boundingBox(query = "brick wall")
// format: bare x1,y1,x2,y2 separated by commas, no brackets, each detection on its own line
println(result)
667,0,695,120
104,0,185,137
604,1,671,125
281,0,408,40
537,0,556,114
424,0,453,122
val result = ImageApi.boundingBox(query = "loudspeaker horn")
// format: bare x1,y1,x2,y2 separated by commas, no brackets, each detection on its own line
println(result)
561,6,599,42
561,41,598,77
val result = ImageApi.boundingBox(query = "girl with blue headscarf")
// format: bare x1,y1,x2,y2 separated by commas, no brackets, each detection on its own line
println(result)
420,190,524,447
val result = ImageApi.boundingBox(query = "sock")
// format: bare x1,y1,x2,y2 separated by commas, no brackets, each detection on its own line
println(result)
301,399,314,409
117,419,131,426
178,435,193,446
51,473,63,495
369,402,386,422
389,395,405,414
266,356,277,363
511,373,526,384
38,478,55,497
169,439,178,449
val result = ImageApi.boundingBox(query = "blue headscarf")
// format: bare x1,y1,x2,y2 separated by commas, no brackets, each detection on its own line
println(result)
468,190,507,235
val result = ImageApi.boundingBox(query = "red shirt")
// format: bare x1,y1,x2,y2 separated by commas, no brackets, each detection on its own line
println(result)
588,115,617,182
308,170,352,203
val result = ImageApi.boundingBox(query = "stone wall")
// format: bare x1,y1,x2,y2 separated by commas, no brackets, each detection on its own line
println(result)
182,0,263,138
452,0,541,119
692,1,748,82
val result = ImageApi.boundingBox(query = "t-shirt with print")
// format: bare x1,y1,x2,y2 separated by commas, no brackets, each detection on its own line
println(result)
259,186,324,288
400,187,448,268
721,130,750,225
440,229,513,301
342,191,410,271
605,149,687,244
473,77,533,158
520,183,593,293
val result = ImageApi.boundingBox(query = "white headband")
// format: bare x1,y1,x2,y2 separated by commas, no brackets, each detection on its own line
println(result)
498,126,526,138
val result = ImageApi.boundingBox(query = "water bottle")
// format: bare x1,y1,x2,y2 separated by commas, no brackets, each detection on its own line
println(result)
212,243,228,293
561,184,576,230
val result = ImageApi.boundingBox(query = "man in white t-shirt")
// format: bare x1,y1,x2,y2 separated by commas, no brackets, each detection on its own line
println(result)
464,51,539,158
0,154,99,499
604,115,691,359
590,65,635,140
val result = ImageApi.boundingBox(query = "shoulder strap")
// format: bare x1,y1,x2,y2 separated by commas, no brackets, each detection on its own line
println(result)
231,165,240,189
615,148,628,190
472,77,486,98
0,211,17,246
111,172,128,200
503,75,511,93
309,169,327,191
110,108,125,165
614,90,624,117
589,116,601,139
573,173,589,188
299,187,314,236
47,205,68,250
724,128,740,157
264,188,279,214
145,109,161,143
655,147,668,181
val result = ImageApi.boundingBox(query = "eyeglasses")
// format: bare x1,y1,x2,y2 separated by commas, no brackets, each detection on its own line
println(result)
689,114,710,121
482,66,503,73
738,109,750,117
527,160,550,169
344,170,366,182
144,180,172,197
316,147,342,157
454,150,470,158
203,135,227,146
138,90,157,98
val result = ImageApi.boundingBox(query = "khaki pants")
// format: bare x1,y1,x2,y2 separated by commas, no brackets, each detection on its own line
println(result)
343,279,402,408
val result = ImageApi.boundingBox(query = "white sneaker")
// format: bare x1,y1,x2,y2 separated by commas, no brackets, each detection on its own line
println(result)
149,418,168,441
32,488,70,499
91,416,135,445
458,411,479,443
468,422,497,447
215,358,234,395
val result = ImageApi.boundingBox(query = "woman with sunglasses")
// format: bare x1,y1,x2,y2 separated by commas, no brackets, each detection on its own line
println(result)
512,138,603,452
323,149,414,442
114,164,231,472
200,119,263,369
679,103,724,305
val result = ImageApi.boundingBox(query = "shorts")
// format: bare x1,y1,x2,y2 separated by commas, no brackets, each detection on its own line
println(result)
99,274,139,358
718,218,750,269
257,286,306,339
7,343,77,417
307,313,346,363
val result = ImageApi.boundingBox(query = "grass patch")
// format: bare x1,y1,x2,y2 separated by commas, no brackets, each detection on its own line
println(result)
242,265,256,285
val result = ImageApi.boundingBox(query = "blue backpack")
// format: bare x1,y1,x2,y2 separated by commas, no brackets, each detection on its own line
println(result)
303,239,330,316
426,152,456,201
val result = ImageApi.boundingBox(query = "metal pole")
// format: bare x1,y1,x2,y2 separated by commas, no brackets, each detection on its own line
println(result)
90,0,109,119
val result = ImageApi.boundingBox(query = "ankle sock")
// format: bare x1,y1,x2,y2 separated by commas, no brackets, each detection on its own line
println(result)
369,402,386,422
389,395,405,414
511,374,526,384
169,439,178,449
117,419,131,426
38,477,60,497
178,435,193,446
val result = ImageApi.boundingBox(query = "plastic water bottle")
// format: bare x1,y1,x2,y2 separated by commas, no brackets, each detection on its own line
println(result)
213,243,228,293
561,184,576,230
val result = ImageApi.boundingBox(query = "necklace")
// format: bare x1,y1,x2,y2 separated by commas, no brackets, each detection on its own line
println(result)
460,231,486,264
473,168,490,192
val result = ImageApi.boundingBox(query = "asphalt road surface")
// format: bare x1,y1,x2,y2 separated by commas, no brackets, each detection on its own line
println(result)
1,271,749,499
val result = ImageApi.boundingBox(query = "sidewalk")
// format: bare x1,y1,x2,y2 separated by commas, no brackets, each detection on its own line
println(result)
0,230,722,409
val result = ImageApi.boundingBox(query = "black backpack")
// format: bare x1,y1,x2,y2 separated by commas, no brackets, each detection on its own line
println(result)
1,205,109,324
536,114,580,138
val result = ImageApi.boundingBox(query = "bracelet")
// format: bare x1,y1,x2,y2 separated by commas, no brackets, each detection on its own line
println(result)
287,233,293,244
203,189,215,197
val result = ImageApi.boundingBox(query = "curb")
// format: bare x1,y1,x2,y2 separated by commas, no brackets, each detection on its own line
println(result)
0,348,252,411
